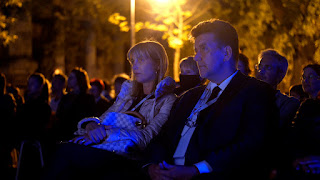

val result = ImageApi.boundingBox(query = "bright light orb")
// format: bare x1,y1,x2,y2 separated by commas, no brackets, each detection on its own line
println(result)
154,0,170,4
54,68,63,75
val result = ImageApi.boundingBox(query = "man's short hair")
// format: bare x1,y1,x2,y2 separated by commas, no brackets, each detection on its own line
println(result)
303,63,320,76
190,19,239,61
258,49,288,80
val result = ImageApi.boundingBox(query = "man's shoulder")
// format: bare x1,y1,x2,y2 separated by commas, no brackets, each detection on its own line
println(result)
231,73,275,94
179,85,205,99
276,91,300,105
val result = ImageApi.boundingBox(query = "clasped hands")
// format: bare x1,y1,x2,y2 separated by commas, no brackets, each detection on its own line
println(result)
70,122,111,146
148,161,199,180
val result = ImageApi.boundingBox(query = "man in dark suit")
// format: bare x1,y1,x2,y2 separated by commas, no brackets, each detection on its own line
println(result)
145,19,279,179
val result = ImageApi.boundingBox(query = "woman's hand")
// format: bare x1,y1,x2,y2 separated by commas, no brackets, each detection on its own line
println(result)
86,125,112,144
85,121,100,131
70,135,94,146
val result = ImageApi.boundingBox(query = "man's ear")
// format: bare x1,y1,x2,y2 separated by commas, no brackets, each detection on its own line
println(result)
223,46,232,62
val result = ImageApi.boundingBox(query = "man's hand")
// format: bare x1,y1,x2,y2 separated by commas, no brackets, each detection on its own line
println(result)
148,161,199,180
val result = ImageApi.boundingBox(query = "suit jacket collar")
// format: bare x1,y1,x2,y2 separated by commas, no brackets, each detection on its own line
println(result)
199,72,248,125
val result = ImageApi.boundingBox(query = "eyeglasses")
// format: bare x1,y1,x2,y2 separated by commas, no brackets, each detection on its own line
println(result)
255,64,274,71
301,74,320,81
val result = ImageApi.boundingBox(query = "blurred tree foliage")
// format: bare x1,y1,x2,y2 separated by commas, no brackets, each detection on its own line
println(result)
29,0,130,77
107,0,320,91
207,0,320,92
1,0,319,92
0,0,22,46
109,0,212,81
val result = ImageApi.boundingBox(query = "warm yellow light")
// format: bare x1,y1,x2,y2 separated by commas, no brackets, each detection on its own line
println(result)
54,68,63,75
154,0,170,4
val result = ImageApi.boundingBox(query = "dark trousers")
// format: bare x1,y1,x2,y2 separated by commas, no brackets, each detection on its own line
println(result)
41,143,148,180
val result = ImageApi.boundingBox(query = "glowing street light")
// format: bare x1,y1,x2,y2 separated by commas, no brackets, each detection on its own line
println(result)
130,0,136,47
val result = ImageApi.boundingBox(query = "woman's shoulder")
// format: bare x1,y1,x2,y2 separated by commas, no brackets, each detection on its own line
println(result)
155,77,176,99
156,92,176,102
117,80,134,99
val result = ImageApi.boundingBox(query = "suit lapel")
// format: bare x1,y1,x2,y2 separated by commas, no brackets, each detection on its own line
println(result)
171,86,206,147
200,72,248,125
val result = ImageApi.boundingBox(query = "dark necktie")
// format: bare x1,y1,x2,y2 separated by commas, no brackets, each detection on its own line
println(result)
208,86,221,102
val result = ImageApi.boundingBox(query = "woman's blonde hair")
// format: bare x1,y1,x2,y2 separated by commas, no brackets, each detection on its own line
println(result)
127,40,168,97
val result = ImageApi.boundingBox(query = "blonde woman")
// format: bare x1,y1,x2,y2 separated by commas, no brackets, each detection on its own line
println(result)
42,41,177,179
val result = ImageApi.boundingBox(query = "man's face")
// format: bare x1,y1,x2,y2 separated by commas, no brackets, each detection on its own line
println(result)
180,65,198,75
302,67,320,97
255,56,280,87
194,33,225,81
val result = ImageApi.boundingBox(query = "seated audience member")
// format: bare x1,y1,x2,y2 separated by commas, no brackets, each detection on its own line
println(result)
143,19,278,180
174,56,201,96
255,49,300,129
17,73,51,142
112,73,130,102
280,64,320,180
237,52,252,76
301,64,320,100
54,67,95,142
16,73,52,178
50,73,67,113
0,73,16,178
289,84,309,103
101,79,113,102
7,83,24,110
42,41,176,180
89,78,112,117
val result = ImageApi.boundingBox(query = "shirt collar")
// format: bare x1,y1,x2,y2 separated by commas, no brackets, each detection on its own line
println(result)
207,70,238,92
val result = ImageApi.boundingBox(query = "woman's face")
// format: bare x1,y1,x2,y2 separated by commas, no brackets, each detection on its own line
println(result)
68,72,78,90
302,67,320,98
131,54,157,84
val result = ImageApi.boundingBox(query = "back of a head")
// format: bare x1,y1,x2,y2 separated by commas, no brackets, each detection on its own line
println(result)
127,40,169,83
103,80,111,92
28,73,46,86
238,53,252,75
179,56,199,75
258,49,288,80
52,73,67,94
112,73,130,96
113,73,130,85
289,84,308,100
53,73,67,86
71,67,90,93
190,19,239,62
90,78,105,92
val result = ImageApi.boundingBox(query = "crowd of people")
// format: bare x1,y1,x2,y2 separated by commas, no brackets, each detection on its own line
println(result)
1,18,320,180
